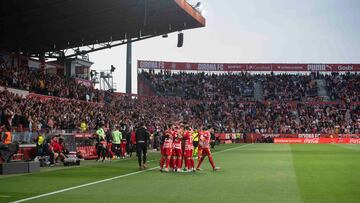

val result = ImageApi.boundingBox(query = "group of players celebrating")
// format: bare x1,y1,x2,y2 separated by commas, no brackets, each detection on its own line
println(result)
159,124,220,172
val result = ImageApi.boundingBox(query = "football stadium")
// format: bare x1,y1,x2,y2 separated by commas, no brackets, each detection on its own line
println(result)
0,0,359,203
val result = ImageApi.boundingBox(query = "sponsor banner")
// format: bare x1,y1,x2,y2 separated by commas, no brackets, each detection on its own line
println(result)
138,60,360,72
217,133,360,143
274,138,360,144
74,133,94,138
215,133,239,140
274,138,305,144
75,78,93,88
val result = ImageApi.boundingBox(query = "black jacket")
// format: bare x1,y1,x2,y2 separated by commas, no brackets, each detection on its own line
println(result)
135,127,150,144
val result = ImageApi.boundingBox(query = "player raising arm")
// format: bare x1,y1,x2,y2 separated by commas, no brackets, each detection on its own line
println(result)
196,127,221,171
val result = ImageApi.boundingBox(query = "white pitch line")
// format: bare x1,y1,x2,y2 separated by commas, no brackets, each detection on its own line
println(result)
11,144,252,203
213,143,252,154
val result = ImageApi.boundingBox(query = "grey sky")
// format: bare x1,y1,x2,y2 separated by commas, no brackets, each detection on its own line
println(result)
89,0,360,93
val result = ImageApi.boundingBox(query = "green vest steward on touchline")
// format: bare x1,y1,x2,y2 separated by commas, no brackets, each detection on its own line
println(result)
96,128,105,141
112,130,122,144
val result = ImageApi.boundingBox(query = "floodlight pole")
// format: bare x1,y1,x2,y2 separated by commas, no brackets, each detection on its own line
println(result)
126,41,132,94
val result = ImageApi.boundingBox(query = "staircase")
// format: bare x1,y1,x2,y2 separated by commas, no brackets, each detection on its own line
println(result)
316,79,330,101
253,82,264,101
137,74,159,97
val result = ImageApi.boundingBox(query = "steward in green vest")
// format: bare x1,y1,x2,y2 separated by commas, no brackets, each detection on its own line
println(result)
96,127,106,142
112,126,122,158
96,125,106,162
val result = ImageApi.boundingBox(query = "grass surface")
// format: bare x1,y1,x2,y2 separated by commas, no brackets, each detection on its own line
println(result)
0,144,359,203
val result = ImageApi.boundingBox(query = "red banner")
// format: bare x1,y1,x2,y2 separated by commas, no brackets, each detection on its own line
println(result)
274,138,360,144
262,134,360,138
216,133,238,140
77,146,97,159
138,60,360,72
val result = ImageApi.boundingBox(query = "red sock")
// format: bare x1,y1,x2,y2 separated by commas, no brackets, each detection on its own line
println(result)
165,158,170,169
197,157,204,169
160,157,165,168
170,158,174,169
177,158,182,169
191,159,194,168
209,156,216,169
172,158,177,169
186,159,191,170
179,156,184,168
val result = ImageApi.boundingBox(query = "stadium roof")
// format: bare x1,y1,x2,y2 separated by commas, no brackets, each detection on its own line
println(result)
0,0,206,54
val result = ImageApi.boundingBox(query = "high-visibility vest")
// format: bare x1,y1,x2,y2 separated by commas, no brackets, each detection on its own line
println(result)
37,135,45,146
80,122,87,132
4,131,12,144
96,128,105,141
192,132,199,142
112,130,122,144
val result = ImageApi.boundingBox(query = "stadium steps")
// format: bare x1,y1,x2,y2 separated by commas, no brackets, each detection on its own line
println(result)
138,74,161,96
316,79,330,101
253,82,264,101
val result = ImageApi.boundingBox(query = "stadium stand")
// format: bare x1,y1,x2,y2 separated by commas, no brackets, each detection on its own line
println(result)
260,73,318,101
1,74,359,135
141,71,255,101
0,65,103,102
140,71,359,103
0,65,359,161
0,0,209,163
324,73,360,102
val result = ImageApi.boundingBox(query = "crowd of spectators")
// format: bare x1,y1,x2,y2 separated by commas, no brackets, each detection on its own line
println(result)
1,88,359,135
142,71,359,102
324,73,360,102
142,71,255,101
0,66,359,135
2,65,358,105
0,65,103,102
260,74,318,101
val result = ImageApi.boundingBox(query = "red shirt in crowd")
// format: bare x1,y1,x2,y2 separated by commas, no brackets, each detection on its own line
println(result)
52,140,62,153
131,131,136,145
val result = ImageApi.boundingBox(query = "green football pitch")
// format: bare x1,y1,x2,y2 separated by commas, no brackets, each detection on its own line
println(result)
1,144,359,203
